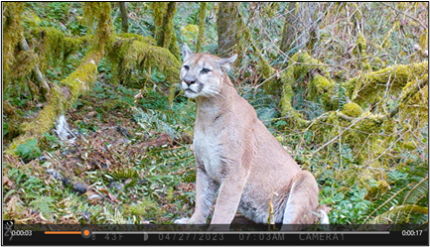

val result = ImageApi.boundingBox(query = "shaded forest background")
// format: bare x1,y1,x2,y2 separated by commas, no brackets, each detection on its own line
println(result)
2,2,428,226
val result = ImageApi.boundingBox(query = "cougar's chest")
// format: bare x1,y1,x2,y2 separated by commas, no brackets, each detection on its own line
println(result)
193,123,224,182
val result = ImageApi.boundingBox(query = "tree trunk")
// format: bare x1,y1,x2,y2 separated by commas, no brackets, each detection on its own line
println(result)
119,2,129,33
217,2,239,57
3,2,24,91
153,2,180,59
20,36,50,96
196,2,207,53
279,3,319,54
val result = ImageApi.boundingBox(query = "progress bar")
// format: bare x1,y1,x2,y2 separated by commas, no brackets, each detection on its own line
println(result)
44,230,390,235
45,231,81,234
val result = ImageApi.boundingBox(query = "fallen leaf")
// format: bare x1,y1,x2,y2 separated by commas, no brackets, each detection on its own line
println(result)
3,176,14,188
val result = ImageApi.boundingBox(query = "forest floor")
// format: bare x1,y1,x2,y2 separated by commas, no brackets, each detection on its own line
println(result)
4,79,195,224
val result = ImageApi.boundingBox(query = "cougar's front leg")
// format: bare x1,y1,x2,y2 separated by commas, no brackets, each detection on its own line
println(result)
175,166,217,224
210,174,247,226
208,135,254,230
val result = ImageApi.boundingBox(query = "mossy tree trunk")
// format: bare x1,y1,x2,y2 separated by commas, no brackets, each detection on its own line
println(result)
3,2,24,87
19,36,50,96
196,2,207,53
6,2,113,154
151,2,167,42
119,2,129,33
152,2,180,60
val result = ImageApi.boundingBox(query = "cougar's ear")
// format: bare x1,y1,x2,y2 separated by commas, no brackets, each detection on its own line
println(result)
219,54,237,73
181,43,193,62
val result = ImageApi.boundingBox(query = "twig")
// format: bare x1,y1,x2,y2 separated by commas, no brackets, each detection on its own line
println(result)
389,77,428,118
311,114,368,157
20,35,50,95
364,130,410,167
380,2,427,29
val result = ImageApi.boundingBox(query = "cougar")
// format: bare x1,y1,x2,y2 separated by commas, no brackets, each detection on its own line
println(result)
174,44,330,230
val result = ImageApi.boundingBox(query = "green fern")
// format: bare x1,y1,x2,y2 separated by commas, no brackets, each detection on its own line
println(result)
241,88,280,122
331,84,348,109
29,196,55,215
366,205,428,224
403,175,428,205
364,168,428,224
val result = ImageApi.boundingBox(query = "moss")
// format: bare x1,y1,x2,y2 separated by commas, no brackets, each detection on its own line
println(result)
309,74,335,105
63,37,84,61
10,50,37,82
279,73,309,126
181,24,199,43
355,33,371,71
345,62,428,106
3,2,24,88
151,2,180,60
235,12,276,91
399,83,428,128
107,37,181,95
7,3,112,155
196,2,207,53
401,141,416,151
168,31,181,62
7,85,64,153
116,33,156,46
11,57,99,147
31,27,65,72
419,30,428,52
83,2,113,51
309,106,402,167
151,2,167,41
124,199,161,219
7,50,103,155
279,51,332,122
341,102,363,118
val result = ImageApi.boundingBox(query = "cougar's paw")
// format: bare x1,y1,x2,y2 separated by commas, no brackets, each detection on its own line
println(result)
174,218,191,224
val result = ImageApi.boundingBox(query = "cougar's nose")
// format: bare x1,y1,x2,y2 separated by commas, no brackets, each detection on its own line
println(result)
184,79,196,86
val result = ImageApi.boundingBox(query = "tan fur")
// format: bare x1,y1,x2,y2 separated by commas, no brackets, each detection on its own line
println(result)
175,44,329,230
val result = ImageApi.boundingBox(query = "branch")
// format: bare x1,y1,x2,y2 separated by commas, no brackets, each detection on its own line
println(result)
311,114,369,157
380,2,427,29
389,77,428,118
20,36,50,95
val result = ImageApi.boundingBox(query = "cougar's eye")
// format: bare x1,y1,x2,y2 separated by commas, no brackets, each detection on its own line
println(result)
183,65,190,70
201,68,211,74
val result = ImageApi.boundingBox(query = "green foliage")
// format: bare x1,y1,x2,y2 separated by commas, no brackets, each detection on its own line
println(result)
364,166,428,224
29,196,55,215
15,139,42,161
3,114,9,137
133,98,195,140
241,87,280,124
330,84,348,110
124,199,161,221
325,185,372,224
25,3,87,35
106,35,181,92
137,90,169,111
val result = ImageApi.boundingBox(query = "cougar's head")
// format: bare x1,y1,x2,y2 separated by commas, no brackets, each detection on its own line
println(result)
180,44,237,98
